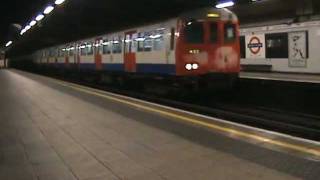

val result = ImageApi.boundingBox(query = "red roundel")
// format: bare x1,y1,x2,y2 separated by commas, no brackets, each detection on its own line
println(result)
248,36,263,55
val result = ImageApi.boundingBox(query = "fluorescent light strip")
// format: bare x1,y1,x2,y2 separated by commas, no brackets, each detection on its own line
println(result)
30,20,37,26
5,41,13,47
55,0,66,5
44,5,54,14
216,1,235,8
36,14,45,21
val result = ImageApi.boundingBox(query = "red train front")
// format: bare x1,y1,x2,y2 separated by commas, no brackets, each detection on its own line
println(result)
175,8,240,79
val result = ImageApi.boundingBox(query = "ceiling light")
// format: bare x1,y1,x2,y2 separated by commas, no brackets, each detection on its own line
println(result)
55,0,66,5
44,5,54,14
20,29,27,35
5,41,13,47
25,25,31,30
30,20,37,26
36,14,45,21
216,1,235,9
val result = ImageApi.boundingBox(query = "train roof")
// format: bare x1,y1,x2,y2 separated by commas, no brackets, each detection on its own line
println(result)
179,8,238,22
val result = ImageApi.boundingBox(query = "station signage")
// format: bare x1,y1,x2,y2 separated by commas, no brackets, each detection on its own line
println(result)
245,34,265,59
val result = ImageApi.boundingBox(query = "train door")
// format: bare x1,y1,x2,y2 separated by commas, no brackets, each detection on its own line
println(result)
124,31,137,72
94,39,103,70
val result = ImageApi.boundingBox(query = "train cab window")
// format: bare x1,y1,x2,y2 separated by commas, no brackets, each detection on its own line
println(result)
224,23,236,43
266,33,288,58
210,23,218,43
102,40,111,54
113,36,122,54
240,36,246,58
184,21,204,44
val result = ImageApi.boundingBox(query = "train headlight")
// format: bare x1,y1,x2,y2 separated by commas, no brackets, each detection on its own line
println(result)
185,64,192,71
192,63,199,70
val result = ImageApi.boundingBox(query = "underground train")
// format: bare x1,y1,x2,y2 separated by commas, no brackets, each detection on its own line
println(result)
240,20,320,74
32,8,240,87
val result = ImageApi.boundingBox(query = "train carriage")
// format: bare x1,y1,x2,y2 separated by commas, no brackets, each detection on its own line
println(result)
34,8,240,87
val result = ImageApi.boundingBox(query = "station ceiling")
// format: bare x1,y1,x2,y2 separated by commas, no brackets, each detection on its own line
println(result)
2,0,319,57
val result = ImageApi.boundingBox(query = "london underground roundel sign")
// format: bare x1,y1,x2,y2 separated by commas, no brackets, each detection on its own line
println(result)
247,36,263,55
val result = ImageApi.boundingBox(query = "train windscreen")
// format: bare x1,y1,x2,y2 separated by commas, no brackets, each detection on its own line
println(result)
224,23,236,43
184,22,204,44
210,23,218,43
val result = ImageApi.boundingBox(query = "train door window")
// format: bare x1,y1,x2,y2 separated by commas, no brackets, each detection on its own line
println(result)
210,23,218,43
240,36,246,58
266,33,288,58
153,31,164,51
132,33,138,53
144,32,152,52
184,21,204,44
87,43,93,55
94,41,102,55
137,32,145,52
170,28,175,50
113,36,122,54
224,23,236,43
125,34,132,53
102,39,111,54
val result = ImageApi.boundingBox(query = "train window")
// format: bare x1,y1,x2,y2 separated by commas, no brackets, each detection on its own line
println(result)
59,49,63,57
240,36,246,58
210,23,218,43
144,32,152,52
69,48,74,56
224,23,236,43
87,43,93,55
184,21,204,44
153,32,164,51
170,28,175,50
154,37,164,51
113,36,122,54
49,49,54,57
137,33,144,52
102,40,111,54
80,45,86,56
266,33,288,58
132,33,138,53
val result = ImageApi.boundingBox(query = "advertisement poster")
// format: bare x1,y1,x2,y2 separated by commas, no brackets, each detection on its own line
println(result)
289,31,308,67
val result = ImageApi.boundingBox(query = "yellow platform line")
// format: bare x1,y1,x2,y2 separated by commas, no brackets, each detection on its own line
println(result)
56,80,320,158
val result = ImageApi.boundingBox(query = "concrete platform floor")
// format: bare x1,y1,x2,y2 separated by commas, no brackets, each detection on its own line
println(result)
0,69,319,180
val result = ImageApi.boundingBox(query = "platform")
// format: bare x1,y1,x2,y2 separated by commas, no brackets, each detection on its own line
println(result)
240,72,320,84
0,69,319,180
